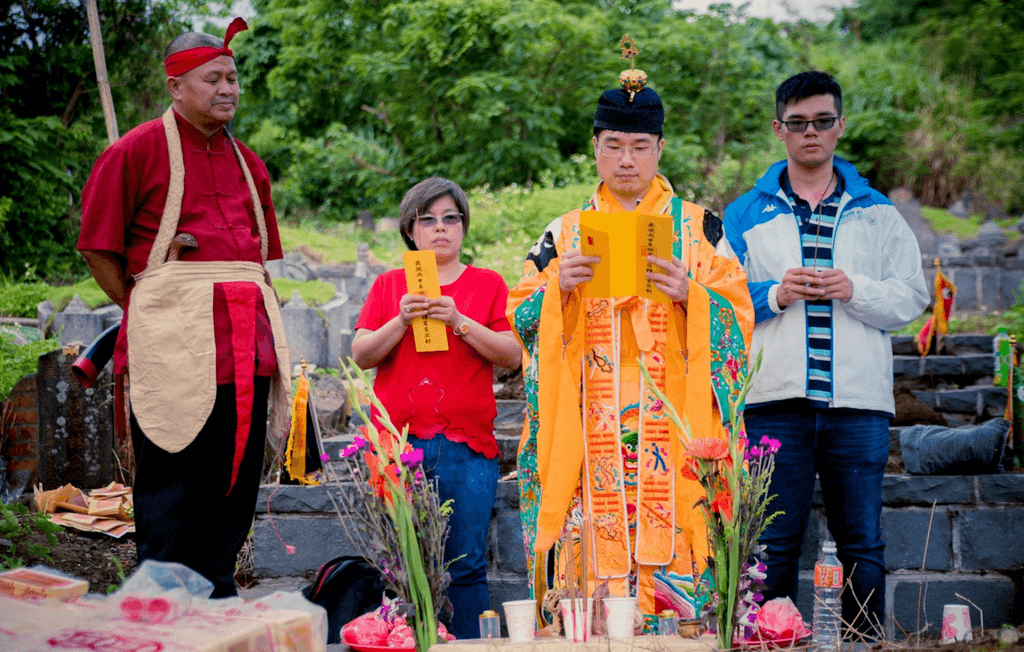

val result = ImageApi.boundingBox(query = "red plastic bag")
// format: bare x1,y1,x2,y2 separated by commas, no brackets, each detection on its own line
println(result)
386,622,415,648
436,622,456,642
754,597,812,647
342,612,391,646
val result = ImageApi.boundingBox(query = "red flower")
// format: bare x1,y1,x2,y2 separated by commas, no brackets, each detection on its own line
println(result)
710,489,733,521
685,437,729,460
364,450,392,505
681,458,700,482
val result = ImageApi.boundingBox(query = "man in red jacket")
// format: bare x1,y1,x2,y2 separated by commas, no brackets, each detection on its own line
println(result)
78,20,290,597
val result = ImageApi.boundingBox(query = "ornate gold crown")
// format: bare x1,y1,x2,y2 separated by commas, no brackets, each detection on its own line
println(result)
618,35,647,102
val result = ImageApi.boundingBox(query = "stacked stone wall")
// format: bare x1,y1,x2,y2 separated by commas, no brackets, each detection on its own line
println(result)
253,473,1024,638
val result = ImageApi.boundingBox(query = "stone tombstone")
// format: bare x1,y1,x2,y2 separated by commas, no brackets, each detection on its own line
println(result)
281,252,313,282
948,198,968,219
36,349,114,489
51,294,103,346
37,300,54,337
321,294,357,369
889,187,936,256
974,220,1006,256
280,290,327,369
92,304,124,330
936,234,962,257
308,372,349,433
356,209,375,232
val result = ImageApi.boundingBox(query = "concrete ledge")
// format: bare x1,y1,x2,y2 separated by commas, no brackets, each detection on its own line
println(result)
958,507,1024,570
882,508,952,571
889,572,1016,638
253,513,365,578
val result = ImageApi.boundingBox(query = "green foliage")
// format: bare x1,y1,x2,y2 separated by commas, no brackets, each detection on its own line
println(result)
271,279,339,307
464,181,595,284
45,278,111,313
0,502,63,570
277,225,361,264
0,281,50,318
920,207,1019,241
0,113,96,279
105,553,127,594
238,0,795,221
0,0,222,282
1,331,61,401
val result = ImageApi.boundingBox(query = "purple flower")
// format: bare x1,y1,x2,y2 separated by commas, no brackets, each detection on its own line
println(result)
400,448,424,466
760,435,781,454
320,453,330,462
340,435,368,458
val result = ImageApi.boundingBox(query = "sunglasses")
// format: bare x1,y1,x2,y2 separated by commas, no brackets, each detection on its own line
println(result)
781,116,840,133
415,213,463,228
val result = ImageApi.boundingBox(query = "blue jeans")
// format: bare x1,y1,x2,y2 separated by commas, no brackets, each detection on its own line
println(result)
744,400,889,632
410,435,498,640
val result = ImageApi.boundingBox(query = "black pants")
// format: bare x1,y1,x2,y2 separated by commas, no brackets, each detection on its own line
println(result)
130,378,269,598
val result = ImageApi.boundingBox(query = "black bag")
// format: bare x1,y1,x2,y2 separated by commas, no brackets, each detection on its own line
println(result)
302,556,391,644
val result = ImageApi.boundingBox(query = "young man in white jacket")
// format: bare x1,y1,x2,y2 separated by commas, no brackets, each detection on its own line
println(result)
723,71,928,634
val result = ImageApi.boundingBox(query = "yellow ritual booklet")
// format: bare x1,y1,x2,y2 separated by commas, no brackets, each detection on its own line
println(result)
403,250,448,352
579,211,673,304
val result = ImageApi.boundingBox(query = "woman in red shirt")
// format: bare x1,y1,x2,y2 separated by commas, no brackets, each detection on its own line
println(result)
353,177,522,638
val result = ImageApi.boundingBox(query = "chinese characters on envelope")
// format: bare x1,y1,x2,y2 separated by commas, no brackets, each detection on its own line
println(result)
579,211,673,304
403,250,448,352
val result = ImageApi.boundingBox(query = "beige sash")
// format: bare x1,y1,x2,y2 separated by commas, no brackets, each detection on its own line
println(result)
127,108,290,452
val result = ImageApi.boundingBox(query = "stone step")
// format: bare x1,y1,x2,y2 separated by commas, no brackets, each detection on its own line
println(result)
890,334,992,356
893,353,992,380
909,385,1006,416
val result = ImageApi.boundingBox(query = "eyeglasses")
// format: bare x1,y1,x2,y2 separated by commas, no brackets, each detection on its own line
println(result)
415,213,463,228
598,143,657,160
781,116,840,133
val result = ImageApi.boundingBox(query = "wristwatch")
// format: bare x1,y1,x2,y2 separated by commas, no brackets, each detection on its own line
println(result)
453,319,470,336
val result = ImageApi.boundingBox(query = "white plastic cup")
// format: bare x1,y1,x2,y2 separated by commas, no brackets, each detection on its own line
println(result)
941,604,973,644
603,596,636,639
502,599,537,643
559,597,593,642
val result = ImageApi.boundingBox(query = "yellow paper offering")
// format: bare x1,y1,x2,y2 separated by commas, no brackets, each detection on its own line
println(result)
579,211,673,304
403,250,448,352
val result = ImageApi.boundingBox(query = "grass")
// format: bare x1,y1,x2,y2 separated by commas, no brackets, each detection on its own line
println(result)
272,278,338,307
46,278,111,312
277,224,363,263
919,207,1020,241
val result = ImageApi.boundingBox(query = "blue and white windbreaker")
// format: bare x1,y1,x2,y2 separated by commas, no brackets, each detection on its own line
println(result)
723,158,929,415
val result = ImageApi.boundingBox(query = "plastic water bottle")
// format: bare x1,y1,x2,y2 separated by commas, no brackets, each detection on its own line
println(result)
812,539,843,651
994,327,1012,387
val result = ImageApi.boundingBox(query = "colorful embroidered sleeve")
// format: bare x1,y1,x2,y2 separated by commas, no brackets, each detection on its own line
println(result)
679,202,755,351
507,216,564,354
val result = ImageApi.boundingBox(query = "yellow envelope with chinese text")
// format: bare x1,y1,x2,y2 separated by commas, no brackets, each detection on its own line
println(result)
403,250,448,352
579,211,672,304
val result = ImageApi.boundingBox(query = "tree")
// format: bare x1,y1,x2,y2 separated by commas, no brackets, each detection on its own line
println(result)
0,0,212,278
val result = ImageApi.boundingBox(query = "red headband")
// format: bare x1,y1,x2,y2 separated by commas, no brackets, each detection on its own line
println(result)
164,17,248,78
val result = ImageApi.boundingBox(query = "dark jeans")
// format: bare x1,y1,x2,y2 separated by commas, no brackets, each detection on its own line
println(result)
744,400,889,633
410,435,498,640
131,378,269,598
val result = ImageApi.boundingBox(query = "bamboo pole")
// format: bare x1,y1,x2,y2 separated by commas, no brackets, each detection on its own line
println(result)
84,0,119,144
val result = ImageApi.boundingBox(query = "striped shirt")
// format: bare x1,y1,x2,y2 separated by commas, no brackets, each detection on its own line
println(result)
781,169,843,407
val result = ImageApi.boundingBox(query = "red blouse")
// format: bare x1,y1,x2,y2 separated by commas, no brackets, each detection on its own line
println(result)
355,267,512,459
